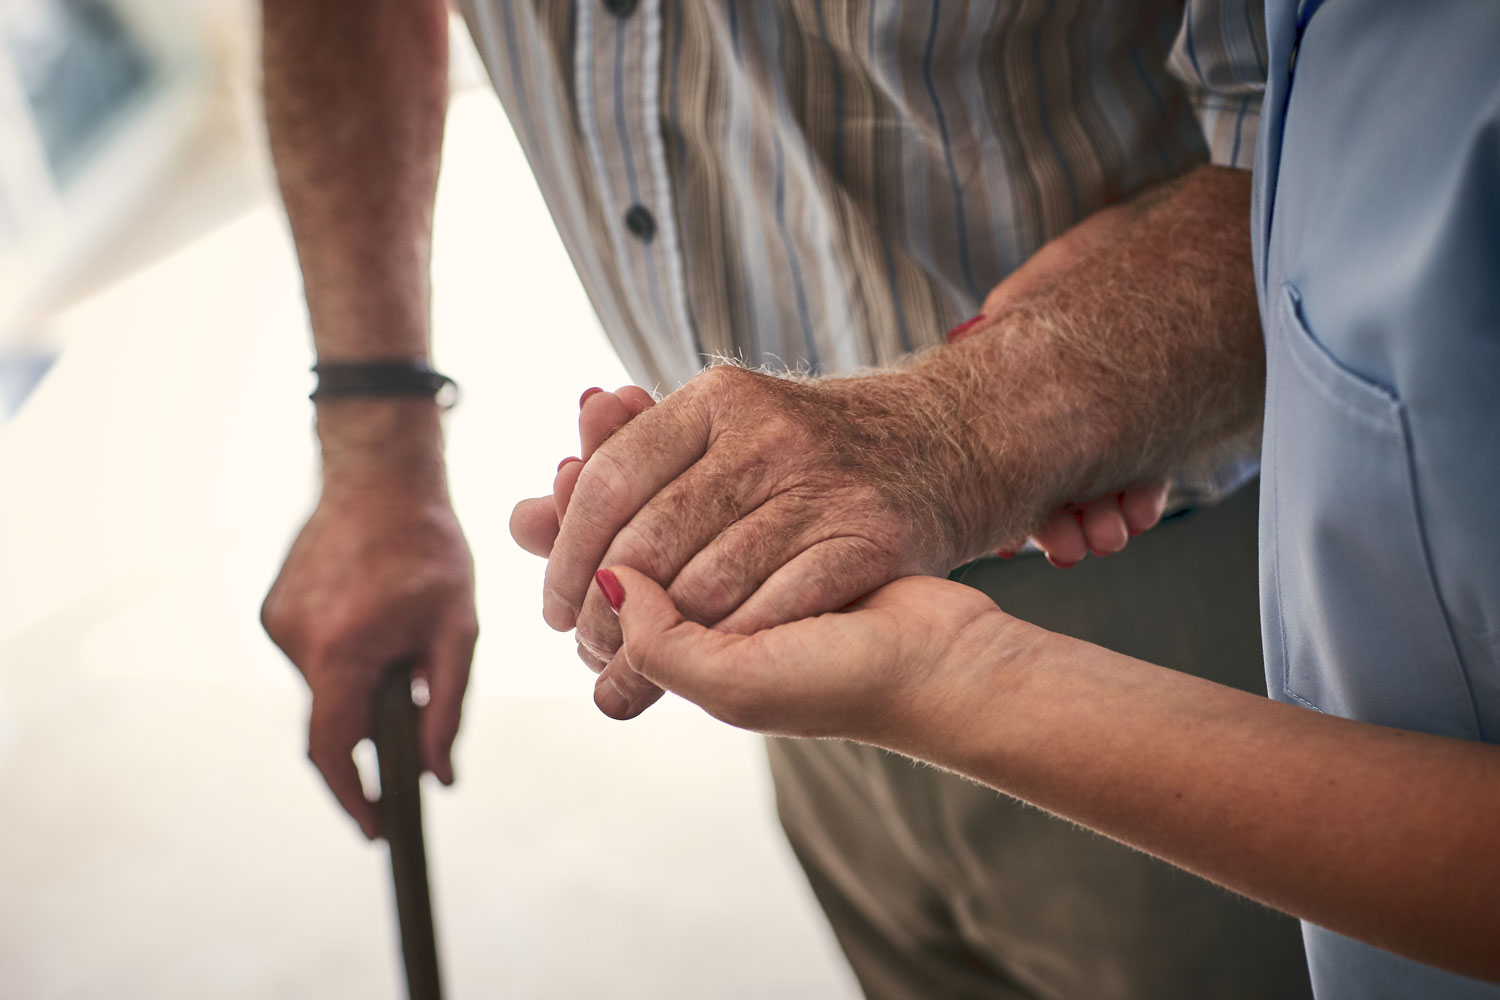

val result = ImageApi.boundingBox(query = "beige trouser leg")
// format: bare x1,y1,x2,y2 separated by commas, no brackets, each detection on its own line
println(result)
767,485,1314,1000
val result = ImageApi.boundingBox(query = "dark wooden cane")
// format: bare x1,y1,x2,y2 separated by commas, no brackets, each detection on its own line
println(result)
372,664,444,1000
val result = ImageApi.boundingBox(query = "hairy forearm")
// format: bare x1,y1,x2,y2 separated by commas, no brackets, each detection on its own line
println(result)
905,621,1500,983
890,166,1265,558
263,0,448,359
262,0,451,487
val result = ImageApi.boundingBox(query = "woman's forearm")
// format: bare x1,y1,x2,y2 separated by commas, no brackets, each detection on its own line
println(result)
921,619,1500,983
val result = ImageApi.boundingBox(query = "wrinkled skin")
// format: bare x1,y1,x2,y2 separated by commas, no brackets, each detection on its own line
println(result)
511,382,1164,721
263,485,477,839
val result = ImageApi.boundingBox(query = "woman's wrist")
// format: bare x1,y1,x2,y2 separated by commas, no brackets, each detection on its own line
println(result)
876,606,1057,773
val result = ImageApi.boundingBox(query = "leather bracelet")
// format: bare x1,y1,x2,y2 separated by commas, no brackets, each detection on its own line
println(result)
310,360,460,409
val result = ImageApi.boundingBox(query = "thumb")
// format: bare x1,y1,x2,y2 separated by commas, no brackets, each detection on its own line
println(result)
598,566,747,713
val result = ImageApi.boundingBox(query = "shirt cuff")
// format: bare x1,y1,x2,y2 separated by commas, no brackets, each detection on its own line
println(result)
1187,89,1262,171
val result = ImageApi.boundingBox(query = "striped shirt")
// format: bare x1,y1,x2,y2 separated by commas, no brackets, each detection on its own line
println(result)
455,0,1267,393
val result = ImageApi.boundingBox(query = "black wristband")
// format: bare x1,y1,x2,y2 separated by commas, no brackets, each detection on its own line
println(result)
310,360,459,408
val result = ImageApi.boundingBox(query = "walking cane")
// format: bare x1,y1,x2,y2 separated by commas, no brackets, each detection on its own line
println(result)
372,663,444,1000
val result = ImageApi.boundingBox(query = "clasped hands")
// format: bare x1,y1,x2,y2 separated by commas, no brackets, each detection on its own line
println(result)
511,365,1167,732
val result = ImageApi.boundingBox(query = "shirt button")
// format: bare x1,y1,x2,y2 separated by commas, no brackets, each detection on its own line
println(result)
624,204,656,243
601,0,638,17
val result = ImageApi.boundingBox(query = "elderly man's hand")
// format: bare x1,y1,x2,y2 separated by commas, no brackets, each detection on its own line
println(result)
530,365,996,720
263,401,477,839
512,384,1167,719
515,166,1265,723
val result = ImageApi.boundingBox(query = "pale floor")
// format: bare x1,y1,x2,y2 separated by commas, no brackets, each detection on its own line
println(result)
0,89,862,999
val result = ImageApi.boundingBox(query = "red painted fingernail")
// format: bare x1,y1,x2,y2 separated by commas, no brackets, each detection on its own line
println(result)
580,386,604,408
945,314,986,343
557,455,579,471
995,549,1016,559
595,568,625,612
1046,554,1078,570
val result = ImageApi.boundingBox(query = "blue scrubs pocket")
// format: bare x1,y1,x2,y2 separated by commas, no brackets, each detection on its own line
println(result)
1260,283,1478,736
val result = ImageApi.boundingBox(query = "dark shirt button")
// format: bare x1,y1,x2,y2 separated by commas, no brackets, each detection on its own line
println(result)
601,0,638,17
624,204,656,243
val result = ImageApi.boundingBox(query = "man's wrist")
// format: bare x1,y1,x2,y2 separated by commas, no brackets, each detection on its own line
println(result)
311,359,458,406
877,347,1045,564
315,396,450,499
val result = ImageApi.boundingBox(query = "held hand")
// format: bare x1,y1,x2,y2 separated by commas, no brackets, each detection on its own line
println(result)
543,366,978,721
262,488,477,839
515,381,1167,723
510,386,657,560
1025,483,1169,568
524,398,1170,572
600,566,1019,747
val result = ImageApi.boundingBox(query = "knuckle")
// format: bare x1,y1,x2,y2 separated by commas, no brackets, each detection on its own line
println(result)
259,592,278,630
571,450,636,526
577,643,606,673
752,412,811,460
619,635,653,681
613,519,680,584
576,617,623,663
671,569,740,625
300,634,345,672
259,591,293,643
695,363,751,394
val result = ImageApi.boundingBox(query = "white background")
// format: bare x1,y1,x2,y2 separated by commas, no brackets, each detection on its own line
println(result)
0,67,861,1000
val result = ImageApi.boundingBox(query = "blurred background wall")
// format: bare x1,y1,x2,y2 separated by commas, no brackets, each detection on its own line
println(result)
2,0,243,409
0,3,860,997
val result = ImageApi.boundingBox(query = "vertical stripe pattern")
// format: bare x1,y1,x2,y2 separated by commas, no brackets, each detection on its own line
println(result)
1167,0,1268,169
456,0,1264,389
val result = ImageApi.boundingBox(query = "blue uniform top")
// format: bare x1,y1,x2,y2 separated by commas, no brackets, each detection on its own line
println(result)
1254,1,1500,996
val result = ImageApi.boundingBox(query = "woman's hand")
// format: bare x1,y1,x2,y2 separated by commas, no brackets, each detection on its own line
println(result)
1025,483,1170,568
598,565,1032,749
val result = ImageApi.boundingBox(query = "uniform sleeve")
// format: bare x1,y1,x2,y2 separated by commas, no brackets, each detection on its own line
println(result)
1166,0,1269,170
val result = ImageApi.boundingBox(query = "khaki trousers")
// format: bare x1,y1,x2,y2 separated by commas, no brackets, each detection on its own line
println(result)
767,485,1314,1000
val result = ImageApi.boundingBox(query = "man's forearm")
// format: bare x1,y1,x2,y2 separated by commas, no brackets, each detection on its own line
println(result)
262,0,451,489
892,166,1265,560
263,0,449,360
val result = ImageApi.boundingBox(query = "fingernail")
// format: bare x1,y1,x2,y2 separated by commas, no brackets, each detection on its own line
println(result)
595,568,624,612
1046,554,1078,570
580,386,604,408
596,677,630,718
945,314,986,342
557,455,580,471
995,548,1016,559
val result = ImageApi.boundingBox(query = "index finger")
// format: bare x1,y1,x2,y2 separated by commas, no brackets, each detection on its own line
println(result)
542,396,711,630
